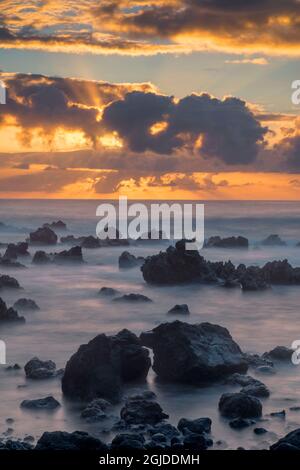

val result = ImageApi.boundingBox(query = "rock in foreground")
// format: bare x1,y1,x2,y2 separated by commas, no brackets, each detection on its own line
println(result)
29,227,57,245
218,392,262,419
35,431,107,451
24,357,57,379
62,329,151,402
140,321,247,384
120,396,169,425
21,396,60,410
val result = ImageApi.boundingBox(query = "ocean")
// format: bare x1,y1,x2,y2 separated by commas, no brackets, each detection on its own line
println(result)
0,199,300,450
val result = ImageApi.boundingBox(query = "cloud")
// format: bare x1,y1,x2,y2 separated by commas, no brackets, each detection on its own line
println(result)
225,58,269,65
1,1,300,56
102,91,268,164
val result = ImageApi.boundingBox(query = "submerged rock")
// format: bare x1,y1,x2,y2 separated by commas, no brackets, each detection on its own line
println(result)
0,275,21,289
204,236,249,249
98,287,119,297
13,298,39,311
81,236,101,249
229,418,255,429
62,329,151,402
119,251,145,269
270,410,286,419
240,382,270,398
24,357,57,379
263,346,293,361
140,321,247,384
29,226,57,245
120,396,169,425
218,392,262,419
35,431,107,451
32,251,51,264
81,399,112,422
0,298,25,323
261,234,286,246
53,246,83,264
114,293,152,303
20,396,61,410
43,220,67,231
167,304,190,315
4,242,30,260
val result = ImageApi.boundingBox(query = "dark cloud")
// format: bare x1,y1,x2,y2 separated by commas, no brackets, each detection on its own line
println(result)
102,91,268,164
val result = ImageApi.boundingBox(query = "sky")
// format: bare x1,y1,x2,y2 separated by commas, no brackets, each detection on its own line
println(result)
0,0,300,199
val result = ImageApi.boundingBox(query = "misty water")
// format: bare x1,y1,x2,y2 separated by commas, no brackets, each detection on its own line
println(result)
1,200,300,450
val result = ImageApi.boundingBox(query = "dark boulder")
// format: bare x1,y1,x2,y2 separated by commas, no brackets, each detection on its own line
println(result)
29,227,57,245
167,304,190,315
53,246,83,264
81,398,112,422
35,431,107,451
81,236,101,249
111,433,145,450
0,275,21,289
13,298,39,311
263,346,293,361
254,427,268,435
0,440,33,450
20,396,60,410
140,321,247,384
0,298,25,323
178,417,211,435
141,241,214,285
218,392,262,419
240,382,270,398
204,236,249,249
32,251,51,264
270,410,286,418
120,397,168,425
113,293,152,303
261,259,294,284
261,234,286,246
98,287,119,297
24,357,57,379
4,242,29,260
62,329,151,402
119,251,145,269
270,428,300,451
43,220,67,231
183,433,213,450
229,418,255,429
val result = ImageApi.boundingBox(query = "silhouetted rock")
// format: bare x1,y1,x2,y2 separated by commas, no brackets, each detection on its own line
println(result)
254,427,268,435
120,396,168,425
263,346,293,361
229,418,255,429
53,246,83,264
261,234,286,246
0,440,33,450
0,257,25,268
167,304,190,315
4,242,29,260
111,433,145,450
35,431,107,451
219,392,262,419
0,298,25,323
178,417,211,435
43,220,67,231
98,287,119,297
24,357,57,379
29,227,57,245
140,321,247,384
80,236,101,249
270,428,300,450
81,399,112,422
240,273,269,291
114,293,152,303
21,396,60,410
0,275,21,289
62,329,151,402
205,236,249,249
32,251,51,264
119,251,145,269
13,298,39,311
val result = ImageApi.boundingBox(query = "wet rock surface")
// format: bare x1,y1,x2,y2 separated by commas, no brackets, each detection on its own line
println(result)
35,431,108,451
29,227,57,245
270,428,300,451
219,393,262,419
0,298,25,323
21,396,61,410
24,357,57,380
62,329,151,402
140,320,247,384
